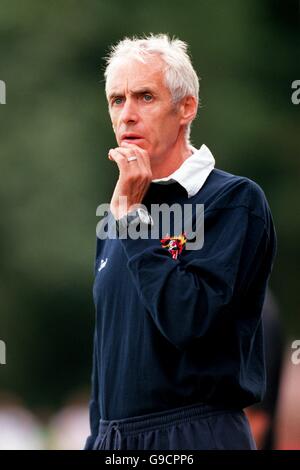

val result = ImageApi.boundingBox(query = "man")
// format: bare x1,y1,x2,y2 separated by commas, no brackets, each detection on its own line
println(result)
84,34,276,450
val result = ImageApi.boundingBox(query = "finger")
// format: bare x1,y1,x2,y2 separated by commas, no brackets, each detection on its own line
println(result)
109,148,145,183
113,145,150,174
127,144,151,173
111,145,141,159
120,142,150,167
110,147,142,173
108,148,129,172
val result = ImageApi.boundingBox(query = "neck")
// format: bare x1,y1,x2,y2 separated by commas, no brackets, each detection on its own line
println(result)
151,136,193,179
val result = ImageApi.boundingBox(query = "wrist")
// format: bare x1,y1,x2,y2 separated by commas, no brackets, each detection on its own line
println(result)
115,205,153,237
111,203,143,221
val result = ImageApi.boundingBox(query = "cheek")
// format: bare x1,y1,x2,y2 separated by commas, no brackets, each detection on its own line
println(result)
109,109,119,125
110,115,117,128
143,109,177,148
156,117,178,142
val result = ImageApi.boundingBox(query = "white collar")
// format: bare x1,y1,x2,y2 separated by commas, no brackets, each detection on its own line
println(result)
152,144,215,198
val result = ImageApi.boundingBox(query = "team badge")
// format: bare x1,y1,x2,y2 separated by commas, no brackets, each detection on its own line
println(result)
160,233,187,260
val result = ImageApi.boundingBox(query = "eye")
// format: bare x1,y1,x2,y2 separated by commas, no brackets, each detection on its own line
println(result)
143,94,153,102
112,97,123,105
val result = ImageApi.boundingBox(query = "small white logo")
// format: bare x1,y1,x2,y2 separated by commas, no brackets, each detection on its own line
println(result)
0,340,6,365
291,80,300,105
0,80,6,104
98,258,108,272
291,340,300,365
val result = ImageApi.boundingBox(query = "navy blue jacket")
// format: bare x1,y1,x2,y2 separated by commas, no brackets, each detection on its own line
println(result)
85,168,277,449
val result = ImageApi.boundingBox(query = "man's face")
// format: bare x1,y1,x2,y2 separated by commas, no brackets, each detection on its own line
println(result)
106,56,184,160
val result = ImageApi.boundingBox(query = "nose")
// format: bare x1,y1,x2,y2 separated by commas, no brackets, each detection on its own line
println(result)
119,97,139,125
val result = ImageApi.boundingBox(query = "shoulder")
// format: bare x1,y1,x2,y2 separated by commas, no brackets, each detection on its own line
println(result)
202,168,271,221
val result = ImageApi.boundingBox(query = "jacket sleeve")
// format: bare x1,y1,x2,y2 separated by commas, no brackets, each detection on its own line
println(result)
119,205,276,351
84,330,100,450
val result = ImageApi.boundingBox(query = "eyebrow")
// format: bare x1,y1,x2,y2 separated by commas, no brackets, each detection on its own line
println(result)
108,87,156,101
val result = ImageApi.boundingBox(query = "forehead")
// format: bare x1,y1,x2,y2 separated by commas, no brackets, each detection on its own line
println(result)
106,56,169,97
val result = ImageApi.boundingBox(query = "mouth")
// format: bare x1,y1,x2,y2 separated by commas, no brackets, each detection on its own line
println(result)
121,133,144,144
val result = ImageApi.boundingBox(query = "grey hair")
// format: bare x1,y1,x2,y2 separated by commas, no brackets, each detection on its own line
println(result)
104,33,200,144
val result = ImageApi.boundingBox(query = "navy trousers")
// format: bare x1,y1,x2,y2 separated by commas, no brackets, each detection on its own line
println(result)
91,402,256,450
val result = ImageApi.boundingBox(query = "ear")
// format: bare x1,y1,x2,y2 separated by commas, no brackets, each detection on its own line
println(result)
179,96,197,127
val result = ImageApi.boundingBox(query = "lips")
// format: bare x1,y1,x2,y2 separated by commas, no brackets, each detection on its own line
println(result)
121,133,144,143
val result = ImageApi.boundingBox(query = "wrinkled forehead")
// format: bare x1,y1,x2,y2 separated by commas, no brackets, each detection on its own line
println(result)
105,55,168,98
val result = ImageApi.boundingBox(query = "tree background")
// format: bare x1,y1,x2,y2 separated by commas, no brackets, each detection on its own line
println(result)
0,0,299,412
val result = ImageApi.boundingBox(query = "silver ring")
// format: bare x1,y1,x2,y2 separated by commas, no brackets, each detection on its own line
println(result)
127,155,138,162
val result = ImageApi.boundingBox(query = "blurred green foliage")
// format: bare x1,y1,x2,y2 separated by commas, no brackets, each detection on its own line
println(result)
0,0,299,410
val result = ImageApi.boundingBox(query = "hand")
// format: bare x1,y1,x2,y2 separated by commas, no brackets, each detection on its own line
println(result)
108,142,152,220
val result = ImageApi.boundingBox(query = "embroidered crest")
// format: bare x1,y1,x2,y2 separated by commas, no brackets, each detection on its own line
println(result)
160,233,187,259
